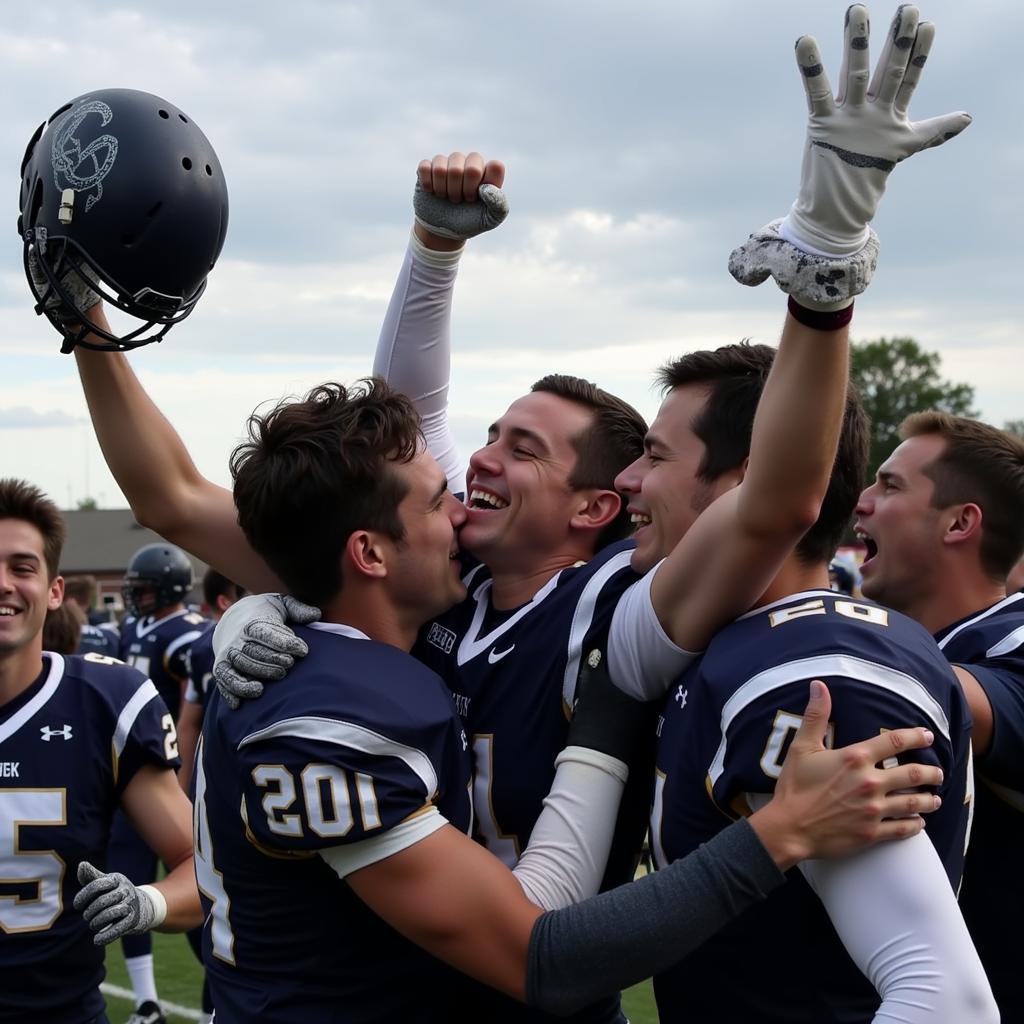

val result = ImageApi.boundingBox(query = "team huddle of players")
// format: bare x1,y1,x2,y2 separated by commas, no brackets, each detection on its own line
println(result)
3,6,1023,1024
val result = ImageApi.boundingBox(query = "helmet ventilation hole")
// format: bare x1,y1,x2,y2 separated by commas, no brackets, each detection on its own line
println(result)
178,113,188,123
182,157,192,171
158,109,169,119
205,164,213,176
146,202,163,219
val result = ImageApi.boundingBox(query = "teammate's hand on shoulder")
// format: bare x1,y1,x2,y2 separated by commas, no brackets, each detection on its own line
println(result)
751,680,942,868
73,862,166,945
211,593,321,709
413,151,508,248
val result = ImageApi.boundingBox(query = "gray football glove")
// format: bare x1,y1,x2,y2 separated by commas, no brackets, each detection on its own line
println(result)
27,245,101,325
74,862,164,946
413,181,509,241
730,4,971,305
212,593,321,709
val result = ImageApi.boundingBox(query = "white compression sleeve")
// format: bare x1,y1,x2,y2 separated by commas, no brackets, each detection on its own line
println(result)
799,834,998,1024
374,232,465,493
512,747,628,911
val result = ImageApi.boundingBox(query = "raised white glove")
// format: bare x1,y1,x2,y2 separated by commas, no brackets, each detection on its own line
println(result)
413,181,509,240
212,593,321,709
730,5,972,306
783,5,970,257
73,861,166,946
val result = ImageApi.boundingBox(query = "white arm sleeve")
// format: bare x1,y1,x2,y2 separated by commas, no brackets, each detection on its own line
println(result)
511,747,629,912
607,568,700,701
319,805,449,880
799,834,998,1024
373,232,465,493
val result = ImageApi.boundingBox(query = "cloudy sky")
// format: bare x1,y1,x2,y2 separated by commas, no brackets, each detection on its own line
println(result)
1,1,1020,510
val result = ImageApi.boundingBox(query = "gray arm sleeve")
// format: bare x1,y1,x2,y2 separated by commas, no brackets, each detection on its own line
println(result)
525,819,784,1015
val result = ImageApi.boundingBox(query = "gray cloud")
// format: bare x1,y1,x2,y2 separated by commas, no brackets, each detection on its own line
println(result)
0,406,82,428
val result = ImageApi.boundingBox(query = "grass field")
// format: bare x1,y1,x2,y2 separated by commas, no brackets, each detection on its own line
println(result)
100,933,659,1022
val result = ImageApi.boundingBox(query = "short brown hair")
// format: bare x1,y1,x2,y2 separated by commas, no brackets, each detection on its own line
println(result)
64,574,98,608
230,380,422,606
43,602,81,655
0,478,65,578
530,374,648,548
900,412,1024,579
657,343,870,565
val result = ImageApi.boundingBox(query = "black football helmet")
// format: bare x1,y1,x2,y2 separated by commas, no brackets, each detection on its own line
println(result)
19,89,229,353
121,542,194,617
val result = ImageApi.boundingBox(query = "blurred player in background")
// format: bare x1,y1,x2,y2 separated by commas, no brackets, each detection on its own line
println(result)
113,543,206,1024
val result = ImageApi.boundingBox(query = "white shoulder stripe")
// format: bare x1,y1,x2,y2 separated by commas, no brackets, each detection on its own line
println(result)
165,629,204,660
562,550,636,710
113,679,161,758
239,717,439,799
937,592,1024,651
0,654,64,745
986,624,1024,659
708,654,952,788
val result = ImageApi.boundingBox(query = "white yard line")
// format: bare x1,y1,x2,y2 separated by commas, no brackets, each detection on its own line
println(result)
100,982,205,1022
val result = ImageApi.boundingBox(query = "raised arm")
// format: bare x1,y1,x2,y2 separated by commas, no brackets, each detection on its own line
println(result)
372,152,507,493
72,305,281,592
638,4,971,656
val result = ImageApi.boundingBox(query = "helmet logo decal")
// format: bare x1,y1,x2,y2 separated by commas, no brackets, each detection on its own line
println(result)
50,100,118,213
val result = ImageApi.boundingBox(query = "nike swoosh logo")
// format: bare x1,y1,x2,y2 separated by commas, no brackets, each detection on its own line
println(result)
487,644,515,664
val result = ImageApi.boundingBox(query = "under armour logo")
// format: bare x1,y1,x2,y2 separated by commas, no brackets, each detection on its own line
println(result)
461,730,468,752
674,686,688,709
51,100,119,213
40,724,73,742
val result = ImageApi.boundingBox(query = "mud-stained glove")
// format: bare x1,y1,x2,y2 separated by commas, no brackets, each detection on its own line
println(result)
27,246,101,325
212,593,321,709
730,4,971,306
74,862,166,946
413,181,509,240
567,646,658,766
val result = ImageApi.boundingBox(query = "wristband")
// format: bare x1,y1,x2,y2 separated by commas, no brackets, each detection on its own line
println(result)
787,295,854,332
138,884,167,928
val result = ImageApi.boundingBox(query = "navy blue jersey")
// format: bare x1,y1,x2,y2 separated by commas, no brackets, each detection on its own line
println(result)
184,622,216,710
936,592,1024,1016
196,622,473,1023
652,590,973,1024
414,540,639,1024
76,623,119,659
0,653,178,1023
119,608,207,721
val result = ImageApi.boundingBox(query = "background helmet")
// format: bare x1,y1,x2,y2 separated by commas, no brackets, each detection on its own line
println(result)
121,542,194,617
19,88,229,352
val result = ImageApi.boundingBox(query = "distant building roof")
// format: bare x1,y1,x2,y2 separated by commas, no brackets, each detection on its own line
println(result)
59,508,208,578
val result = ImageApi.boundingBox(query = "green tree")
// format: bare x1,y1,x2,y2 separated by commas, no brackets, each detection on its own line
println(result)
76,496,98,510
850,337,977,482
1003,419,1024,439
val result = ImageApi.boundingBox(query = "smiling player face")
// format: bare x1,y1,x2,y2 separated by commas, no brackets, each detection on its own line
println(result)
0,518,64,662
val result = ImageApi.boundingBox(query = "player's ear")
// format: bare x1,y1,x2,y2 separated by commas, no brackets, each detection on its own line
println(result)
943,502,983,547
48,574,65,612
345,530,388,581
569,489,621,533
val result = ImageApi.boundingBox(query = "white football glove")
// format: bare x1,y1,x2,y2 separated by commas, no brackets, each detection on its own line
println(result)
731,5,971,306
413,180,509,241
74,862,166,946
27,246,101,324
212,593,321,709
